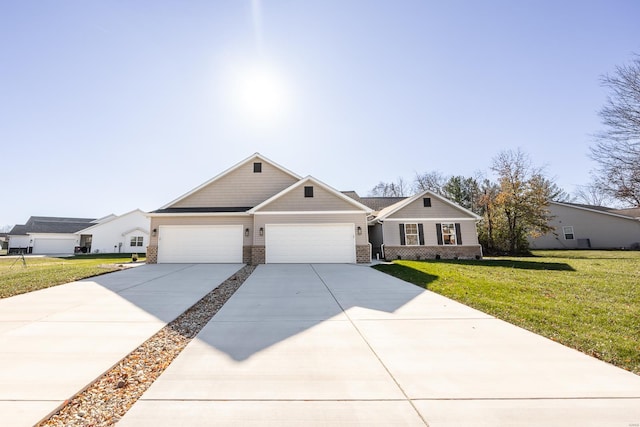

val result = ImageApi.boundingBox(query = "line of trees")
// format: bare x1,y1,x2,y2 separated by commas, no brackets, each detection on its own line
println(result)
369,55,640,254
369,148,564,255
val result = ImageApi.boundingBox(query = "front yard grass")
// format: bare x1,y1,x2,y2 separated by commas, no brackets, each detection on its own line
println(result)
0,254,145,299
373,250,640,375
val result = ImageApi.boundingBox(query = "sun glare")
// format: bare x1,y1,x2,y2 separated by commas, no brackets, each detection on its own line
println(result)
229,62,291,127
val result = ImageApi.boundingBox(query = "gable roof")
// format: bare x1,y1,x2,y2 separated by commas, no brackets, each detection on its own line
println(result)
9,216,96,235
249,176,373,213
160,153,302,209
372,190,482,222
75,209,148,234
550,201,640,221
341,191,409,211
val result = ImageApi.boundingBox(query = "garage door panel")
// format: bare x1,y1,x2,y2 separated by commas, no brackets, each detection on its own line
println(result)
33,239,76,254
266,224,355,263
158,225,242,263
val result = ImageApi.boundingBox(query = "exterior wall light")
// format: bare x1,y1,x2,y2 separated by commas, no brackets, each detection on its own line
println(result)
357,226,362,235
152,228,157,236
259,227,264,236
245,228,250,237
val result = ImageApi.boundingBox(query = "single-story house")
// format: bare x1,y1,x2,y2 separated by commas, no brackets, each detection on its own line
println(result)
8,216,97,254
75,209,150,254
346,191,483,260
529,201,640,249
147,153,483,264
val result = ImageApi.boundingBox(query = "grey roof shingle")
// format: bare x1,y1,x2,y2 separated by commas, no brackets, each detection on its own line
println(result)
9,217,96,235
341,191,407,211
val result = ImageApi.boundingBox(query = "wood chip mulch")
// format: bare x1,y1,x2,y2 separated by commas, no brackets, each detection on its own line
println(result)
37,265,255,427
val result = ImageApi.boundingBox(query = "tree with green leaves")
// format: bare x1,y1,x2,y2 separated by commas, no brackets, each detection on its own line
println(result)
442,175,481,212
487,149,556,254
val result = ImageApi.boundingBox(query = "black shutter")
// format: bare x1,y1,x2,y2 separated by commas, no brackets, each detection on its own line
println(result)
455,223,462,245
399,224,406,245
418,224,425,245
436,223,443,245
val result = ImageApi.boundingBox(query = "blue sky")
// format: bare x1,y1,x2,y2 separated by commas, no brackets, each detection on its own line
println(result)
2,1,639,228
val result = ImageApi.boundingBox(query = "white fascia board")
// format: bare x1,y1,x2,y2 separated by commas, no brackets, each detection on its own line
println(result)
381,218,480,222
550,201,639,221
77,209,148,234
121,227,149,236
253,211,367,215
375,189,482,221
160,153,302,209
249,176,373,213
147,212,251,217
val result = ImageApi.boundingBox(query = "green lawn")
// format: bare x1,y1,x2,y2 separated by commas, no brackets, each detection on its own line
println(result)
0,254,145,299
373,250,640,375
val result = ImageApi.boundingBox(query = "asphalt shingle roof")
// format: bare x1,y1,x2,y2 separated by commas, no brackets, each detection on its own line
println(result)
9,217,96,235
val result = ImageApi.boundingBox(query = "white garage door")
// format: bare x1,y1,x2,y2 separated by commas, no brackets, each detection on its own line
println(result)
157,225,243,263
266,223,356,263
33,238,76,254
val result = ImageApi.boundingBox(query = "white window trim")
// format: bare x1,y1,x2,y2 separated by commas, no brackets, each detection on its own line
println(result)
562,226,575,240
441,223,457,245
130,236,144,247
405,223,419,246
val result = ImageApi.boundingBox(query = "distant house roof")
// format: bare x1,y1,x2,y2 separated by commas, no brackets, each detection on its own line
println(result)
610,207,640,218
557,202,615,213
550,202,639,221
9,216,96,235
341,191,408,211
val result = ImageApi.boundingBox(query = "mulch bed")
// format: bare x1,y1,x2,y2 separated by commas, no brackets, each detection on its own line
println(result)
38,265,255,427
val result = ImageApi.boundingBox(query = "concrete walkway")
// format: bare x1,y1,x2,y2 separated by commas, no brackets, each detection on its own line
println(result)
119,264,640,426
0,263,243,427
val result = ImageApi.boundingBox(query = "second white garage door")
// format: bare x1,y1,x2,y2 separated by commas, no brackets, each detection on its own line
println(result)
157,225,243,263
265,223,356,263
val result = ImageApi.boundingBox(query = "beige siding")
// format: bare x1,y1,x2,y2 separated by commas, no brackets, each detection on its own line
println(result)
388,196,472,219
254,213,369,246
171,162,298,208
260,184,359,212
382,220,479,246
529,204,640,249
150,215,253,247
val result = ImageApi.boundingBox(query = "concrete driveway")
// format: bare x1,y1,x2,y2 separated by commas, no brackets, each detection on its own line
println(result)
0,263,243,427
119,264,640,426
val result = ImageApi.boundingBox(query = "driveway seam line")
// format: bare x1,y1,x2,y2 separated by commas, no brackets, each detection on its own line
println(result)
310,264,430,427
112,264,197,293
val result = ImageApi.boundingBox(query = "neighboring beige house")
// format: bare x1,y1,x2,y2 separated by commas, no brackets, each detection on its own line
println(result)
529,202,640,249
147,153,483,264
352,190,483,260
147,154,372,264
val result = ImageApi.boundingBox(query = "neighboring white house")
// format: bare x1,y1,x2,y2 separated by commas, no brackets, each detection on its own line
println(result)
8,217,97,254
529,202,640,249
75,209,150,254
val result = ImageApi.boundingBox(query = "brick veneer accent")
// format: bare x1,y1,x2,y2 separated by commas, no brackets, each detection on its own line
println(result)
356,245,371,263
242,246,252,264
384,245,482,260
251,246,266,265
146,245,158,264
